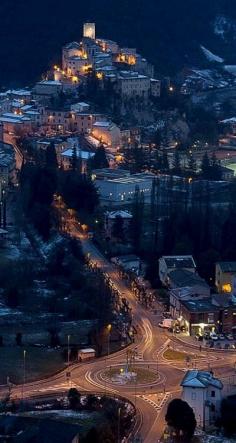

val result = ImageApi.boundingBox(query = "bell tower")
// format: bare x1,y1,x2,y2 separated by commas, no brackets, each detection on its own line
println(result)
83,22,96,40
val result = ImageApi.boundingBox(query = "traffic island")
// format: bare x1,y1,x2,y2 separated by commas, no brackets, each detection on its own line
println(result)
163,349,205,362
103,366,159,385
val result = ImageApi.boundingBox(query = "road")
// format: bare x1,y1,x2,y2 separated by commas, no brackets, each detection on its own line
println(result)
4,132,23,171
4,203,236,442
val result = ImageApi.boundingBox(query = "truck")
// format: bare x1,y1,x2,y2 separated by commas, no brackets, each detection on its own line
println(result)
158,318,173,329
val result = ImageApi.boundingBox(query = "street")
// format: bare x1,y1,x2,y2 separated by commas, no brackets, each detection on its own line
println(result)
4,205,236,443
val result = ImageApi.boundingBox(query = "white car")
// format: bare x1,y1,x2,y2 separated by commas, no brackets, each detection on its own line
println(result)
210,333,218,341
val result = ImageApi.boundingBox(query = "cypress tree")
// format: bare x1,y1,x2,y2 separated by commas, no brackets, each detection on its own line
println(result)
46,142,58,169
71,144,77,171
201,152,211,179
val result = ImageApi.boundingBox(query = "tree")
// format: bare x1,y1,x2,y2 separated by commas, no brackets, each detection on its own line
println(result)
59,171,99,214
153,130,162,148
68,388,81,410
211,152,222,180
71,144,78,171
5,287,20,308
84,427,99,443
221,396,236,436
91,145,109,169
130,186,144,251
188,154,196,175
201,152,211,179
46,142,58,169
165,398,196,442
16,332,22,346
172,149,181,175
112,215,125,241
48,327,60,347
162,151,169,172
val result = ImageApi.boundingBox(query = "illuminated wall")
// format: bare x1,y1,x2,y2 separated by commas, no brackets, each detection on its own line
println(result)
83,23,96,40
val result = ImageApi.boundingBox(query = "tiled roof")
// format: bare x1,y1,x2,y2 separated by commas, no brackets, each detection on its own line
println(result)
181,370,223,389
168,269,208,289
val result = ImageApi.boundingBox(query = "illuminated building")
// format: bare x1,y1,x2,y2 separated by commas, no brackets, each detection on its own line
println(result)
117,71,150,98
91,121,121,149
215,262,236,294
83,22,96,40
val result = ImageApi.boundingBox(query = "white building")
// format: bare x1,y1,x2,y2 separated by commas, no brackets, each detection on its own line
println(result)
91,121,121,149
71,102,90,113
95,172,155,205
181,370,223,428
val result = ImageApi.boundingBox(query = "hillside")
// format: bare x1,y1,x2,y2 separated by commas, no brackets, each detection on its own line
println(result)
0,0,236,87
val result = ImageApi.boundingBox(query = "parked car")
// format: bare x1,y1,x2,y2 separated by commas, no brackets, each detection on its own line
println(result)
226,334,234,340
204,332,210,340
162,312,171,318
210,332,218,341
219,334,225,340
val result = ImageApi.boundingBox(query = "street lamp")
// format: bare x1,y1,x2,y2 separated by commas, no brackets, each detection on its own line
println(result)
21,349,26,402
107,324,112,358
117,407,121,443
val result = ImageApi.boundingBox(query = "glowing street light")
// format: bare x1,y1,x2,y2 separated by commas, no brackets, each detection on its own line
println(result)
107,324,112,357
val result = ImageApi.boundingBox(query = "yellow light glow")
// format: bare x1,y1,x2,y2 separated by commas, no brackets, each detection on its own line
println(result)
96,72,103,80
54,65,58,70
116,154,123,162
72,76,79,83
222,284,232,293
127,55,136,65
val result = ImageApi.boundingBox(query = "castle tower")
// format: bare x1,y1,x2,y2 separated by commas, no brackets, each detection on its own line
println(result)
83,22,96,40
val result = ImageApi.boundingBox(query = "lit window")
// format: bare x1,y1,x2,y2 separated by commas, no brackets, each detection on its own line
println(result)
222,284,232,293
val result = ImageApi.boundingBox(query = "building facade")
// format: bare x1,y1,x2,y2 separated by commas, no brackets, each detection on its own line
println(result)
181,370,223,429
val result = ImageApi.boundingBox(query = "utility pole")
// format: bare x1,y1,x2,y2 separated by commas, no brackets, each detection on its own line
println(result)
67,335,70,366
117,407,121,443
21,350,26,403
